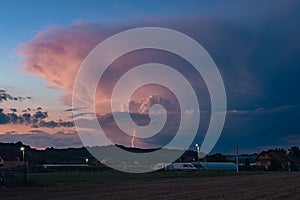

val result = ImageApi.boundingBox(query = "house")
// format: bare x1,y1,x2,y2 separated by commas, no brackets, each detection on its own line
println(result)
256,150,293,171
0,150,23,167
237,154,257,170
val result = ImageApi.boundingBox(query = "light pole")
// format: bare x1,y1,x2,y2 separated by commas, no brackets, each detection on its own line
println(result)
195,144,200,162
20,146,27,184
236,144,239,172
20,147,25,166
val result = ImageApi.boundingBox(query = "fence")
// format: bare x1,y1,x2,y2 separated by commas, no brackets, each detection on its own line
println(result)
0,167,27,187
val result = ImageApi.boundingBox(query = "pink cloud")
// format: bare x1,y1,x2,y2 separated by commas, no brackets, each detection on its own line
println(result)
18,23,119,106
18,24,186,114
17,18,264,114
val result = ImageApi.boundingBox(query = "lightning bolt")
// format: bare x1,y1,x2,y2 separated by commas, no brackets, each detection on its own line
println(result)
131,129,136,148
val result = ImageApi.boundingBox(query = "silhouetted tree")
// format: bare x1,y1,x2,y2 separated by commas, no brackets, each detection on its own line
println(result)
206,153,230,162
289,146,300,160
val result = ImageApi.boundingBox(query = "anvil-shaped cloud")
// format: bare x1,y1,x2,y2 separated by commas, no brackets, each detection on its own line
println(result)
17,3,300,151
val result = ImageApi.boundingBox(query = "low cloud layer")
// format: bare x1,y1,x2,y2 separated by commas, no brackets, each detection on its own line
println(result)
0,131,82,148
0,108,74,128
0,90,31,102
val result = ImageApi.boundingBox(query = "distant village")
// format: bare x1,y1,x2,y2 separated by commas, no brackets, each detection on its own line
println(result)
0,142,300,172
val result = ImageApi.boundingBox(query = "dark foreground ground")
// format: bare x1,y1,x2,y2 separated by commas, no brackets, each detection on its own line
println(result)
1,171,300,200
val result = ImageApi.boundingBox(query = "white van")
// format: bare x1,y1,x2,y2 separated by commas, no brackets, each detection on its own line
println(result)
171,163,197,171
153,162,197,171
153,163,172,171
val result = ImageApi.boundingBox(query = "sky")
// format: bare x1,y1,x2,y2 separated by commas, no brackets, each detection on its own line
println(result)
0,0,299,154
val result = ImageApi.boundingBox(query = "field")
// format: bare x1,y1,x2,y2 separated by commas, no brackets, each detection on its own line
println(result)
1,171,300,200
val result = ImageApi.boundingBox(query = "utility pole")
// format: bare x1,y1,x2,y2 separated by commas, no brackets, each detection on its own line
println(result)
236,144,239,172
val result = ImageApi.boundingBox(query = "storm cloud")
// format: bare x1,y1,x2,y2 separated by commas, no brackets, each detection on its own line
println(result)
16,1,300,152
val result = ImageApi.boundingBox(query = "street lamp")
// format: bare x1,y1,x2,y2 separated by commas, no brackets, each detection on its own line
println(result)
195,144,200,162
85,158,89,164
20,147,25,166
